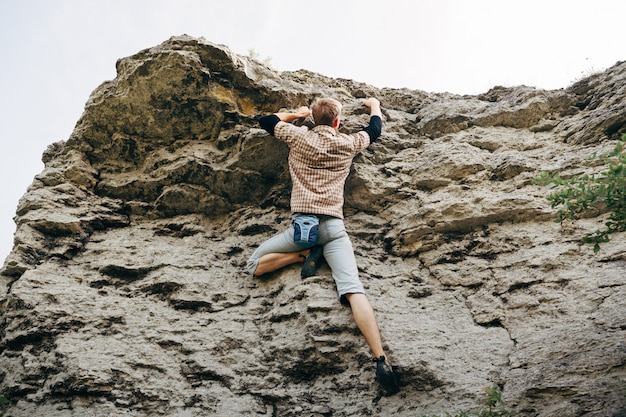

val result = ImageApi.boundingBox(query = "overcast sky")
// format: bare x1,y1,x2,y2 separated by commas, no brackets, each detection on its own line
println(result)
1,0,624,263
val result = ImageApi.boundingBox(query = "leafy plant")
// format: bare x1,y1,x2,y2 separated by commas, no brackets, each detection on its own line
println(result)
418,384,515,417
478,384,515,416
247,48,273,66
0,394,9,416
534,133,626,252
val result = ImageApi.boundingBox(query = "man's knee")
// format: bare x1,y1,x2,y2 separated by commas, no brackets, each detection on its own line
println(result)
246,257,259,276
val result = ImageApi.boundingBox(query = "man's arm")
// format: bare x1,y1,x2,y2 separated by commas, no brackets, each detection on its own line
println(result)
360,98,382,142
259,106,311,136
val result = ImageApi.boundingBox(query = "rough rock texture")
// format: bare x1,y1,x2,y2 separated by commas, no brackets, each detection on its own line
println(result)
1,35,625,417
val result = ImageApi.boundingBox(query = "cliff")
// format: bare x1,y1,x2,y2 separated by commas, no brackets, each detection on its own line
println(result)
1,35,625,416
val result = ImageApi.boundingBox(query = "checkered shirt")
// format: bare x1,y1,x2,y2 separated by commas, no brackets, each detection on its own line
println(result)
273,121,370,219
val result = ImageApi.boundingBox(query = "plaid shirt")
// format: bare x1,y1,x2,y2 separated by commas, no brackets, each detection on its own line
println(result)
274,121,371,219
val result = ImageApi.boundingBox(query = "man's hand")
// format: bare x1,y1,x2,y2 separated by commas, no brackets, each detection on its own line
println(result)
293,106,311,119
275,106,311,123
360,98,380,108
360,98,382,118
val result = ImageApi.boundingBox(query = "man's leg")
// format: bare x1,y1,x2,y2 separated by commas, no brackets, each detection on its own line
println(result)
344,293,385,358
246,226,310,276
253,250,308,276
319,219,398,393
318,219,387,358
346,292,399,394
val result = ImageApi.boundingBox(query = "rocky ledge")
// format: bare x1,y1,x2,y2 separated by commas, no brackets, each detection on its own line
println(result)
1,35,625,416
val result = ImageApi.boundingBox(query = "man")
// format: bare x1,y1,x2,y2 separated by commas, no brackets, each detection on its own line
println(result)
246,97,399,394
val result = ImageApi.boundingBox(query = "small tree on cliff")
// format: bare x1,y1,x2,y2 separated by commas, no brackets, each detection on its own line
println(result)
534,133,626,252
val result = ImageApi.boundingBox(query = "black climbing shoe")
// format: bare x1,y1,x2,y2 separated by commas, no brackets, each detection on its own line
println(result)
301,245,324,278
374,356,400,395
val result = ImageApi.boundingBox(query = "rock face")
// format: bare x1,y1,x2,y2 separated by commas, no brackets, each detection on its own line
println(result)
1,35,625,417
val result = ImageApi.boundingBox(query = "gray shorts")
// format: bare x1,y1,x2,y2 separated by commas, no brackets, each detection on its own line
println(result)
246,215,365,301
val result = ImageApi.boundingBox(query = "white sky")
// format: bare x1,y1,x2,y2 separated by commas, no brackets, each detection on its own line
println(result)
1,0,624,263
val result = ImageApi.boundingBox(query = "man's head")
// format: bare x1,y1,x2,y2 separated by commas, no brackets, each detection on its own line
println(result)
312,98,342,129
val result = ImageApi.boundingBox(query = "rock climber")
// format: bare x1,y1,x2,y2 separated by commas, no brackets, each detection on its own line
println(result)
246,97,399,395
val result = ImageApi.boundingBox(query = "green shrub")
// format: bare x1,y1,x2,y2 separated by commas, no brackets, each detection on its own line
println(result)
419,384,515,417
478,384,515,416
534,133,626,252
0,394,8,416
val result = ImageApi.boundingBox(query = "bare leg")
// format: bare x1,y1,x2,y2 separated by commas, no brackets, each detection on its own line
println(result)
346,293,399,393
344,293,386,359
253,249,309,276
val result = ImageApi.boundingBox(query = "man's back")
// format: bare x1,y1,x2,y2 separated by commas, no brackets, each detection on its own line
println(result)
273,121,371,218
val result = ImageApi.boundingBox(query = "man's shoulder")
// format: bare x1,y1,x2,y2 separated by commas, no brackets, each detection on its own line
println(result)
275,121,310,142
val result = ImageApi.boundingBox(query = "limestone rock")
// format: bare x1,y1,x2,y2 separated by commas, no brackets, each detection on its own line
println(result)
1,35,625,416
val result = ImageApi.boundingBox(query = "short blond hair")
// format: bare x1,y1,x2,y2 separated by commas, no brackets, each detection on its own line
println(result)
312,98,342,126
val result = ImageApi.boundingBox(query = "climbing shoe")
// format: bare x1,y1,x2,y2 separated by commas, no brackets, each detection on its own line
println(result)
374,356,400,395
301,245,324,278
